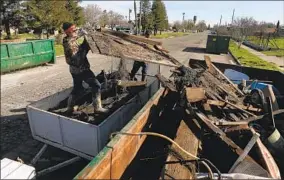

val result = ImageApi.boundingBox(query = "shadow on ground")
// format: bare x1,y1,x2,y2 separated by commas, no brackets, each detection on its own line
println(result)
9,108,27,113
1,114,32,157
182,47,206,53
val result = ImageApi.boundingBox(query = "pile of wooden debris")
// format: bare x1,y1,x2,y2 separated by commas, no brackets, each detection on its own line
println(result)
156,56,283,179
84,29,181,67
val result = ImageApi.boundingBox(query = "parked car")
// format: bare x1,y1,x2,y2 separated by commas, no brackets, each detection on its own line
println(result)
116,26,133,34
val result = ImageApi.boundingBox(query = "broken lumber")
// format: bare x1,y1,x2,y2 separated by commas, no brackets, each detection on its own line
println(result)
246,109,284,123
207,100,261,112
122,54,179,68
85,31,180,68
194,112,269,176
156,74,177,92
204,55,244,96
228,131,260,173
250,128,281,179
162,120,199,179
213,98,258,117
185,87,206,103
154,45,170,53
117,80,146,87
214,121,248,126
102,29,162,46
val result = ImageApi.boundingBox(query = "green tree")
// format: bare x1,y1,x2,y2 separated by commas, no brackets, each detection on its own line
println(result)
25,0,72,38
141,0,153,32
0,0,23,39
65,0,85,26
152,0,167,35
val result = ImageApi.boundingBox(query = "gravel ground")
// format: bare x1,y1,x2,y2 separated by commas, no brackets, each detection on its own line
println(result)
0,32,233,178
1,53,115,156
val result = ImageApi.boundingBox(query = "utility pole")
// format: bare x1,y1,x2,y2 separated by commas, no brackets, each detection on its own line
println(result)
182,13,185,32
134,0,137,34
129,9,132,22
139,0,142,34
231,9,235,25
219,15,222,26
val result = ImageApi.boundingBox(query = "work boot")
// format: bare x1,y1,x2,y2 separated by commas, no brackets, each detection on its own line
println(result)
93,92,109,113
141,74,147,82
66,95,76,114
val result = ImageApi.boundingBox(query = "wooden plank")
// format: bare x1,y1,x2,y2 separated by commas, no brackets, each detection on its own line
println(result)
156,74,177,92
194,112,267,170
185,87,206,103
102,29,162,46
251,128,281,179
204,55,244,96
214,121,248,126
117,80,147,87
75,88,166,179
202,103,218,122
262,85,279,111
85,35,100,54
154,45,170,53
122,54,179,68
246,109,284,123
207,100,260,114
163,120,199,179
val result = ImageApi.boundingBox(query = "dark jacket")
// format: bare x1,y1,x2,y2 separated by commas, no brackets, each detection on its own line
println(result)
63,36,90,74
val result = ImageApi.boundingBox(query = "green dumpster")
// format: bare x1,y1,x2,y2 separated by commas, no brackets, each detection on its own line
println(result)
206,35,218,53
217,35,231,53
1,39,56,73
206,35,231,54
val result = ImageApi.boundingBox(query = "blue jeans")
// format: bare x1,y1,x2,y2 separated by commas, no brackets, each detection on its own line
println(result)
71,69,101,96
130,61,148,81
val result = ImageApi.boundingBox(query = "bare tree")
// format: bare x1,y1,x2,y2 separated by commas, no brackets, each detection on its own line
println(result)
108,11,124,29
172,20,182,31
232,17,258,48
196,20,207,32
99,10,109,27
83,4,102,27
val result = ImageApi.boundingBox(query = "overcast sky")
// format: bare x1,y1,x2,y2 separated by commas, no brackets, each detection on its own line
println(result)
80,1,284,26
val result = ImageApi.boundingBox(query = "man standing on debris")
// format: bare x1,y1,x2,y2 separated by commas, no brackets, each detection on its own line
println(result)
62,22,108,114
129,29,150,82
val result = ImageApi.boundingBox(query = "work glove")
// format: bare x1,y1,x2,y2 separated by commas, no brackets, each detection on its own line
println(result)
77,28,88,37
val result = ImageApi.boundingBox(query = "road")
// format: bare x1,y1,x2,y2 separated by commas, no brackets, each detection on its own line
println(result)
0,32,233,178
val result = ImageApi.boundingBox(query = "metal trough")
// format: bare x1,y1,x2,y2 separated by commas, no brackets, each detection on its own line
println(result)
26,77,160,160
26,58,160,160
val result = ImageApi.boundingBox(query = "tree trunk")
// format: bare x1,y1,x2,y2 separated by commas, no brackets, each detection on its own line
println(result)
160,30,161,35
4,21,11,39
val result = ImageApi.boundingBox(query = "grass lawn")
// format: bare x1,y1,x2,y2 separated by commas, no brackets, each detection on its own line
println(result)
246,36,284,57
55,44,64,56
151,32,190,39
229,41,281,71
1,33,39,40
262,49,284,57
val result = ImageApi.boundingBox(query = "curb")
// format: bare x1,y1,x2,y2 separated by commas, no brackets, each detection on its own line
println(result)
228,49,241,65
56,55,65,58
